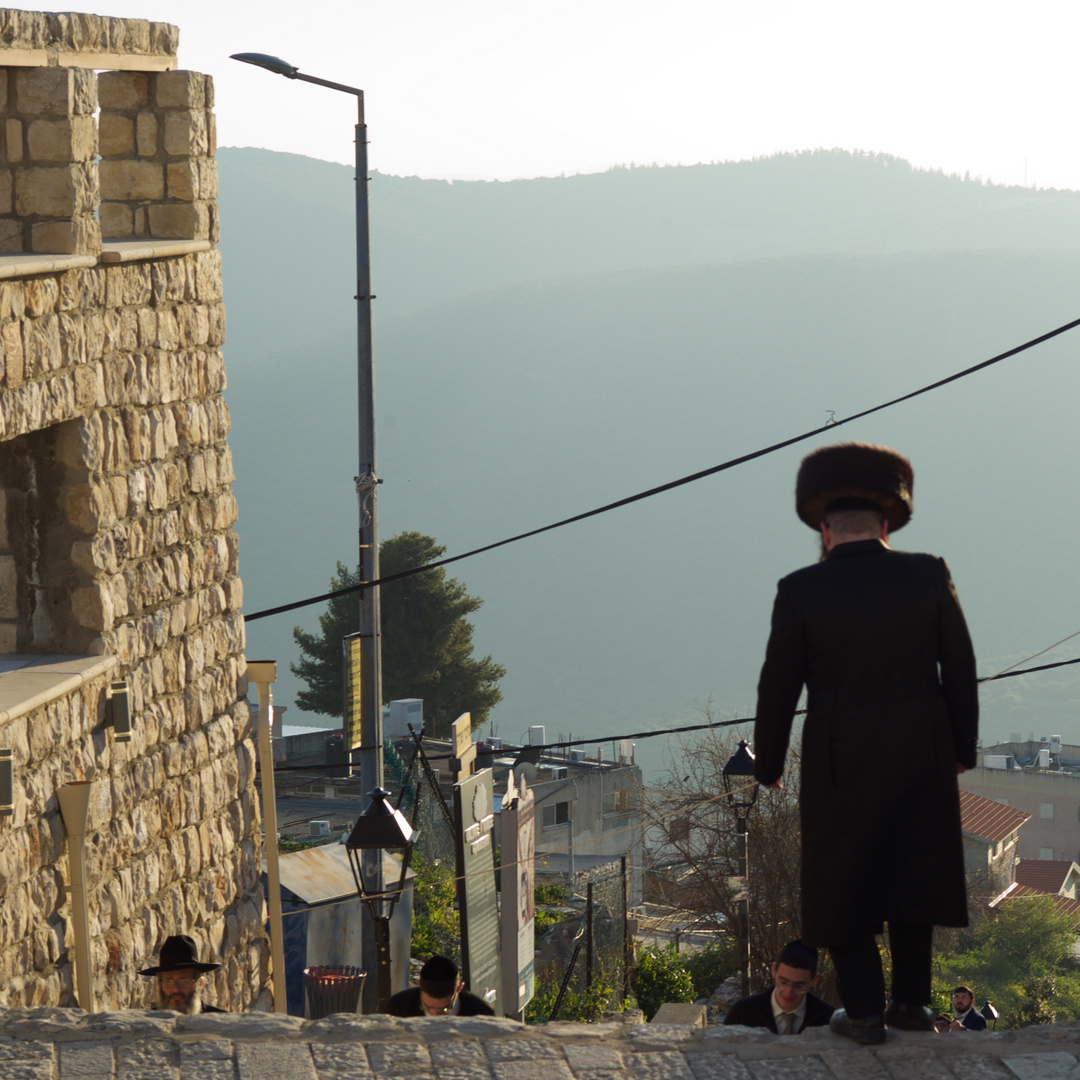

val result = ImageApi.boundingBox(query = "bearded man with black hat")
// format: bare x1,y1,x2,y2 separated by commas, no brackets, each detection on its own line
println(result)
753,442,978,1045
139,935,226,1014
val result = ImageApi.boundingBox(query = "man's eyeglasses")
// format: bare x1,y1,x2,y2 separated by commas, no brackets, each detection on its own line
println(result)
160,976,196,990
420,991,458,1016
774,975,811,994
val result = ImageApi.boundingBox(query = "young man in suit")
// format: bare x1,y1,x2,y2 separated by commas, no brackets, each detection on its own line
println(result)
950,986,988,1031
723,940,834,1033
385,955,495,1017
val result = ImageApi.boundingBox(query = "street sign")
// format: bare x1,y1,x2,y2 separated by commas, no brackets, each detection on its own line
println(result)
450,712,477,781
454,768,500,1015
343,633,363,755
499,770,535,1017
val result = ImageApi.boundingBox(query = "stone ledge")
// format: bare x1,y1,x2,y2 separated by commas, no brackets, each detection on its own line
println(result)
0,653,117,723
0,252,97,280
100,238,212,264
0,1009,1077,1080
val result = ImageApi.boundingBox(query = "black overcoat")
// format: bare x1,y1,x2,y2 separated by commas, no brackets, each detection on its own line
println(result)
754,539,978,947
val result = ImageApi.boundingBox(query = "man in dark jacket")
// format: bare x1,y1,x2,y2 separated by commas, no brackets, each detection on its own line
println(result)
385,955,495,1017
754,443,978,1045
138,934,227,1014
724,940,834,1033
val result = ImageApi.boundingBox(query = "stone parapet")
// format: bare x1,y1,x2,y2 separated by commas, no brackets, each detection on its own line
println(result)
0,66,101,255
1,1009,1080,1079
0,9,178,68
99,71,217,242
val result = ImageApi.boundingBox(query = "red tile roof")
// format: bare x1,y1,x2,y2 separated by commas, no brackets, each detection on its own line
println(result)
993,884,1080,931
958,789,1031,843
1014,859,1078,894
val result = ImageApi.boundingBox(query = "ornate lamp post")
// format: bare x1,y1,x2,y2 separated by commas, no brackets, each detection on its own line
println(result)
345,788,419,1011
722,740,759,998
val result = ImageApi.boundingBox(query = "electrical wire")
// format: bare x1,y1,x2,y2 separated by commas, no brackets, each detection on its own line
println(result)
265,650,1080,776
243,314,1080,623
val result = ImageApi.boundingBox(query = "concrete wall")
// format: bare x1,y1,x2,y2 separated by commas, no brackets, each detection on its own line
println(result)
960,766,1080,863
0,9,267,1011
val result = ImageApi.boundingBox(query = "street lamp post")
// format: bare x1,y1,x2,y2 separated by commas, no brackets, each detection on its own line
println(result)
345,788,419,1012
231,51,384,1009
722,739,759,998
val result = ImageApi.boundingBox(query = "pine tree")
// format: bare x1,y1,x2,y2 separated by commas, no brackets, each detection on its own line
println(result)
290,532,505,736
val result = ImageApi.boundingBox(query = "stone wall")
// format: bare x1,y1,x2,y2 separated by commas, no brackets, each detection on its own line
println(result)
0,7,268,1012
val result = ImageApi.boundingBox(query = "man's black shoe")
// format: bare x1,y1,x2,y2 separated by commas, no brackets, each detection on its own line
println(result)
884,1002,934,1032
830,1008,886,1045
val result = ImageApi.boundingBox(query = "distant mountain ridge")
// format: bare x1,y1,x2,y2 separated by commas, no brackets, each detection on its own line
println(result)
218,148,1080,768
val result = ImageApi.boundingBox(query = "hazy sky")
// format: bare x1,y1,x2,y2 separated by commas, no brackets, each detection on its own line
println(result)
118,0,1076,187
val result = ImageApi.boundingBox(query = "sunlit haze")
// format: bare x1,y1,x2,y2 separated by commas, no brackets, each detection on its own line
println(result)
124,0,1077,187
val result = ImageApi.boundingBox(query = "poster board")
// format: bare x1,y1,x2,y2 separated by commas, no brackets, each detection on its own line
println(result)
499,771,536,1016
453,768,500,1015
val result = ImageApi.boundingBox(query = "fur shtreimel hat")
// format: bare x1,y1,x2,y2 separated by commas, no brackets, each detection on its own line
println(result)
795,442,914,531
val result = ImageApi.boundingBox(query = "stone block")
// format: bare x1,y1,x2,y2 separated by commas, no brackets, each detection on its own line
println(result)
24,276,58,317
26,115,96,163
148,201,209,240
0,70,7,110
97,112,133,157
0,170,12,215
100,159,164,201
15,162,96,218
136,111,158,156
97,71,149,111
5,119,23,163
0,218,23,253
155,70,207,110
162,110,208,157
166,160,198,201
98,202,132,239
2,321,24,387
0,280,26,320
0,554,16,618
30,217,101,257
71,582,114,630
15,67,91,117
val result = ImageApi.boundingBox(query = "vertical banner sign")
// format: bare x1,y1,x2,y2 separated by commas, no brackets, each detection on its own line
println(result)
454,768,501,1015
343,632,364,754
499,771,535,1016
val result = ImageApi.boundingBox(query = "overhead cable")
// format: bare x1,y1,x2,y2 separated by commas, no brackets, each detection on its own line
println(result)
244,313,1080,623
267,651,1080,774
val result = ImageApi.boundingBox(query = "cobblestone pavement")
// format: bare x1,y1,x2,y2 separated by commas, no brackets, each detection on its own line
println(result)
3,1008,1080,1080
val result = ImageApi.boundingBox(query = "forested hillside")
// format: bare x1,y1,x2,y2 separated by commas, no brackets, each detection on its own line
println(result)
219,149,1080,767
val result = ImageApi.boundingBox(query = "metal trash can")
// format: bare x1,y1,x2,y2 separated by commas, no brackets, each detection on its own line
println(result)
303,965,367,1019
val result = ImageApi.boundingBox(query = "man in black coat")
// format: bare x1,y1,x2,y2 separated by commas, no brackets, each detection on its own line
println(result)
138,934,227,1014
385,955,495,1017
724,940,834,1033
754,443,978,1045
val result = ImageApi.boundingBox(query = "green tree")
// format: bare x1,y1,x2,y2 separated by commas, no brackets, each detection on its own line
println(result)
290,533,505,735
934,895,1080,1028
631,944,696,1020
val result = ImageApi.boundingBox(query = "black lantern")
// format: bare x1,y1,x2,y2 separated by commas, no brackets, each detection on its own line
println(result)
721,740,758,997
345,788,419,1009
721,739,759,813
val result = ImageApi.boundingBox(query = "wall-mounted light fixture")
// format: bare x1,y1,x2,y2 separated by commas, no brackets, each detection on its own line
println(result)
106,680,131,741
0,748,12,816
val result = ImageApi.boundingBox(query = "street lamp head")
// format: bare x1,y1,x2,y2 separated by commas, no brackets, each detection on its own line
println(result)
345,788,419,921
230,52,298,78
722,740,760,811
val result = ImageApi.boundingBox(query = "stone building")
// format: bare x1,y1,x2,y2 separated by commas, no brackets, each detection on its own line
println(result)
0,10,268,1010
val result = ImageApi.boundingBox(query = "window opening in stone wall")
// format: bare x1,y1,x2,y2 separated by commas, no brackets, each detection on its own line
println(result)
0,425,70,653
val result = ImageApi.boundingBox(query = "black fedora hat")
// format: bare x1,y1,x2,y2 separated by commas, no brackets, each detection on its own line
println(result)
138,934,220,976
